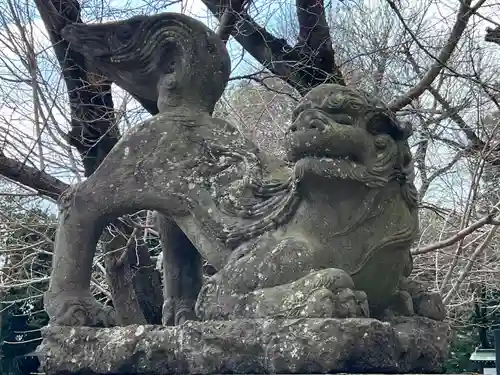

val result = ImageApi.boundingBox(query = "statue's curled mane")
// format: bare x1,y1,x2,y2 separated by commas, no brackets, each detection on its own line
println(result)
185,126,418,248
189,142,301,247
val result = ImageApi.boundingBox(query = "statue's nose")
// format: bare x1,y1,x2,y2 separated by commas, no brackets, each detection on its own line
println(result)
289,113,326,133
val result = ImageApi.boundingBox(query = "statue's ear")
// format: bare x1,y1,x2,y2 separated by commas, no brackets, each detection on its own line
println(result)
366,113,412,141
154,39,190,91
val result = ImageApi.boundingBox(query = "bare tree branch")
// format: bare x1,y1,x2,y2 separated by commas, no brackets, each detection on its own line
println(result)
402,44,485,148
388,0,484,111
413,213,500,255
216,0,245,43
201,0,344,94
443,223,499,304
33,0,119,174
0,152,68,201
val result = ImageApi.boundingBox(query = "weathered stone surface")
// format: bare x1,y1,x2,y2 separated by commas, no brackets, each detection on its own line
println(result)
39,317,451,374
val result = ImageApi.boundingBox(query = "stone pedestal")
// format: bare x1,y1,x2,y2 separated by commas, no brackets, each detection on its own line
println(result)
37,317,452,374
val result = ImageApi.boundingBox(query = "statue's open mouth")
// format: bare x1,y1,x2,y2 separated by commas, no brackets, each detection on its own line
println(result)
284,120,372,165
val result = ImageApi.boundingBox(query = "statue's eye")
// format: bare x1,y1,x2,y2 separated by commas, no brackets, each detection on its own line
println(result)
329,113,353,125
116,26,133,41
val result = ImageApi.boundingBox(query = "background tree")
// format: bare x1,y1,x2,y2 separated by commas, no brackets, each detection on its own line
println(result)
0,193,53,375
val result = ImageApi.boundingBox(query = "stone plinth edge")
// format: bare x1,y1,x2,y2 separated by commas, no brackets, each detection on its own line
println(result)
37,317,452,374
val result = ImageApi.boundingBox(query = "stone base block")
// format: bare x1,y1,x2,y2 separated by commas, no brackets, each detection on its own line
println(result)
37,317,452,374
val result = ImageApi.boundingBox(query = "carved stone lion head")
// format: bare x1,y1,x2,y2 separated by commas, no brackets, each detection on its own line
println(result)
285,84,417,207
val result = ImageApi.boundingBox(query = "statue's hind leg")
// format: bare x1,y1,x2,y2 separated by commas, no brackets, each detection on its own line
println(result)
157,214,202,326
44,153,186,327
44,185,116,327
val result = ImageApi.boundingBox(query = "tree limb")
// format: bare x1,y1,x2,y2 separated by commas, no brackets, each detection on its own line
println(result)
216,0,245,43
34,0,119,174
443,223,498,304
413,213,500,255
294,0,344,89
201,0,344,94
388,0,483,111
0,152,68,201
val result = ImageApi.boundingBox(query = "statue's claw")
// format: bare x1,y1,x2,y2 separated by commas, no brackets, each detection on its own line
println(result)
381,289,446,321
44,291,117,327
395,278,447,321
162,298,175,326
296,288,336,318
162,297,197,326
334,289,370,318
412,291,446,321
291,269,369,318
295,287,369,318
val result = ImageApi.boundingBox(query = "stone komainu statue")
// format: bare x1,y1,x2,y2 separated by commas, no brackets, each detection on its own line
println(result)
37,11,450,375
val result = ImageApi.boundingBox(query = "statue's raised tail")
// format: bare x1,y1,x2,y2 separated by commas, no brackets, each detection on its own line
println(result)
61,12,231,113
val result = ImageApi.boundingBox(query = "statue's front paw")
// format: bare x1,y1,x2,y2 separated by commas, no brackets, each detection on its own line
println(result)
413,292,446,321
296,288,336,318
273,268,370,319
44,290,117,327
397,278,447,321
299,287,369,318
333,289,369,318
